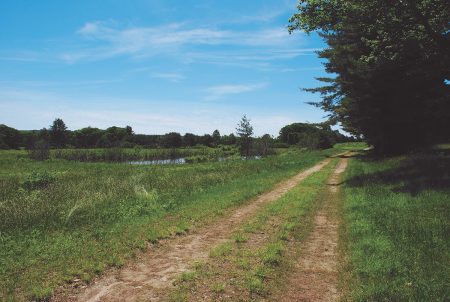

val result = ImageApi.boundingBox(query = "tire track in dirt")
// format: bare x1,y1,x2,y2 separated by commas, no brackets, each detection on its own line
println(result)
53,159,331,302
274,157,348,302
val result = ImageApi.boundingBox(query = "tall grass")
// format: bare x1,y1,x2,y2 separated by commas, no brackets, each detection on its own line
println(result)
342,152,450,301
49,145,238,162
0,146,346,301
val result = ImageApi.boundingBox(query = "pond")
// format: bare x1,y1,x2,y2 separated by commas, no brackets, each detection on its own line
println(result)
128,158,186,165
127,156,262,165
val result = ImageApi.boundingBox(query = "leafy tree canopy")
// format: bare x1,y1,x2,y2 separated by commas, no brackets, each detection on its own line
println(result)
289,0,450,154
279,122,349,149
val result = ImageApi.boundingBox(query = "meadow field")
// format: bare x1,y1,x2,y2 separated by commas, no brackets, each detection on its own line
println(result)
0,145,352,301
1,142,448,301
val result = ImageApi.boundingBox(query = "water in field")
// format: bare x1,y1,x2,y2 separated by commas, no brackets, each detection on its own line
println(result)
128,158,186,165
128,156,261,165
242,156,262,160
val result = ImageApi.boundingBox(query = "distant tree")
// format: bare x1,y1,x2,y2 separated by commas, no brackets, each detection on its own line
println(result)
212,130,221,146
132,134,159,147
38,128,50,145
200,134,214,147
126,125,134,137
236,115,254,156
261,134,273,153
221,133,237,145
0,124,21,149
253,134,275,156
162,132,182,148
49,118,68,148
96,135,112,148
229,133,237,145
73,127,103,148
104,126,128,147
183,133,197,147
279,122,339,150
21,130,39,149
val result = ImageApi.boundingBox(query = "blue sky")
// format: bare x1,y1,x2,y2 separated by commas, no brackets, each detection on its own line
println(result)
0,0,329,136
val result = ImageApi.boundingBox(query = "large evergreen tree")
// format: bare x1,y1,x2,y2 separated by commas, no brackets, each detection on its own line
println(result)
289,0,450,154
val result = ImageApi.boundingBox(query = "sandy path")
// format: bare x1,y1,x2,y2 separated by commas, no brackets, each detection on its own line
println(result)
54,159,331,302
275,157,348,302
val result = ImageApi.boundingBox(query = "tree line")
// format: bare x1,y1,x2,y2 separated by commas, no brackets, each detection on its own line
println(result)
0,117,354,152
0,119,237,150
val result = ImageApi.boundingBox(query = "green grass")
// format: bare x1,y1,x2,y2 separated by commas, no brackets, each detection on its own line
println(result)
0,145,352,301
342,152,450,301
334,142,368,151
433,143,450,151
170,158,339,301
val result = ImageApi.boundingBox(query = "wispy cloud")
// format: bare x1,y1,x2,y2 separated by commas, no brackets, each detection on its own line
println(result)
60,21,303,63
204,83,267,101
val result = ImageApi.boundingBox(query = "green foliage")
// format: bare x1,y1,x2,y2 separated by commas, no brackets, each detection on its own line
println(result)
209,242,233,258
260,243,284,266
289,0,450,154
21,171,57,191
31,286,53,301
236,115,254,156
0,121,238,150
49,118,68,148
210,282,226,293
72,127,103,148
161,132,183,148
279,122,351,150
212,130,221,145
0,124,21,149
233,232,248,243
28,140,50,161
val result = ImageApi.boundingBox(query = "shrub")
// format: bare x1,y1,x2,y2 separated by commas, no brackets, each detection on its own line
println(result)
21,171,56,190
28,140,50,161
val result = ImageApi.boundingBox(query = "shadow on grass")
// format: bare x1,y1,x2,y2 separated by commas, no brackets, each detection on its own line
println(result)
345,150,450,196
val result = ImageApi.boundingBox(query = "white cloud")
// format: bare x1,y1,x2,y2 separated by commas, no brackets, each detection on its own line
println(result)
60,21,304,63
204,83,267,101
77,22,103,35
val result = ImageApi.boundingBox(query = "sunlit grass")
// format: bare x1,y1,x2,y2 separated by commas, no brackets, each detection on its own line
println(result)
342,153,450,301
0,146,350,301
